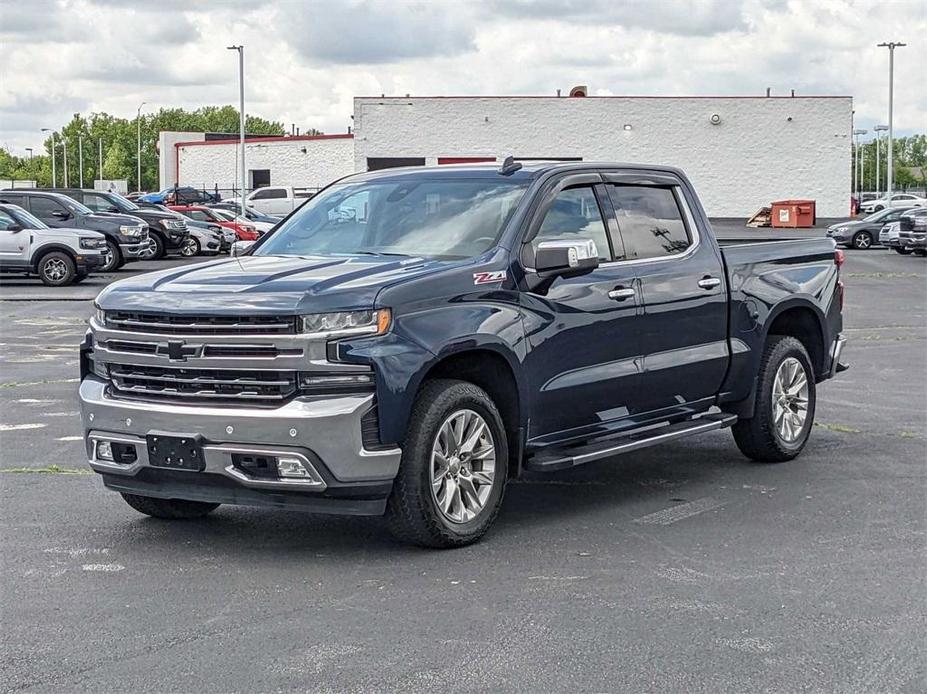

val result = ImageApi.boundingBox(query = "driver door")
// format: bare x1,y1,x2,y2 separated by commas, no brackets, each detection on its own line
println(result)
519,175,642,445
0,208,30,266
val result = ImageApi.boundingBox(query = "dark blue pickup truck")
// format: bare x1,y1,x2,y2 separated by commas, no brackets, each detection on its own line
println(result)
80,162,847,547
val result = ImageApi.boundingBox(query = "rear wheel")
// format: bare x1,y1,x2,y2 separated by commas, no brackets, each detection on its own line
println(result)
121,493,219,519
37,251,76,286
386,379,508,548
732,336,816,463
894,247,913,255
851,231,873,250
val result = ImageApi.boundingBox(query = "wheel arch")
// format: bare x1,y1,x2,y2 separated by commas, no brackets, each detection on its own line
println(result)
763,302,827,381
31,243,79,273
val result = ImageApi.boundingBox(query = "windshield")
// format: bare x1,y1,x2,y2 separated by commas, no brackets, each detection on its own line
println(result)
106,193,140,212
13,207,48,229
255,178,527,259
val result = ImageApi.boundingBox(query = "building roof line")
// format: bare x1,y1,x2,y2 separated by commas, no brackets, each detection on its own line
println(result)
174,133,353,149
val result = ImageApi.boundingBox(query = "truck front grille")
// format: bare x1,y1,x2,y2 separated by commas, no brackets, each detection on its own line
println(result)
108,364,297,403
105,311,296,335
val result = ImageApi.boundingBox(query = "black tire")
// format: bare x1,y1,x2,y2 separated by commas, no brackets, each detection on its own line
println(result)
851,231,873,250
148,233,166,260
914,249,927,257
73,271,88,284
101,240,122,272
873,204,884,212
179,236,200,257
732,336,816,463
37,251,76,286
386,379,508,548
894,247,913,255
120,493,219,519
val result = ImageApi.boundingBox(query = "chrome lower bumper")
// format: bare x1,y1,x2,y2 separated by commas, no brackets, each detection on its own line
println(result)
79,377,401,486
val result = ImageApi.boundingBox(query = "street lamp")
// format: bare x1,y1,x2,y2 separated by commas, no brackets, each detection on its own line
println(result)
852,129,867,200
227,45,246,219
41,128,56,187
78,134,84,188
25,147,33,162
137,102,147,193
878,41,906,197
873,124,888,196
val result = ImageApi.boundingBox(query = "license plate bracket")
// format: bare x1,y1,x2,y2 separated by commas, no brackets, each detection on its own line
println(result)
146,433,205,472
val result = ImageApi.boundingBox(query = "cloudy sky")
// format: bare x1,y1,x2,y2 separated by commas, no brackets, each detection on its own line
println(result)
1,0,924,154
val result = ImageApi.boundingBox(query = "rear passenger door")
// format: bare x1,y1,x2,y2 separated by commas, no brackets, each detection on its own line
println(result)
604,174,728,416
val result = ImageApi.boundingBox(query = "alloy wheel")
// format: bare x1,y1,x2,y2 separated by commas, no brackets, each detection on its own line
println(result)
180,237,199,257
772,357,809,443
430,409,496,524
853,233,872,249
42,258,67,282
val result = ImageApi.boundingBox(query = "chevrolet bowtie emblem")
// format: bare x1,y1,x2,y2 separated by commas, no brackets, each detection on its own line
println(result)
156,340,202,361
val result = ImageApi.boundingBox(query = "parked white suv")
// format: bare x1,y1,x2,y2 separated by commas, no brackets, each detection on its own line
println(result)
0,203,108,286
860,193,927,214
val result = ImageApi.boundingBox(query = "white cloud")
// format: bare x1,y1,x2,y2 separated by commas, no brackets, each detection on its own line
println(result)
0,0,924,154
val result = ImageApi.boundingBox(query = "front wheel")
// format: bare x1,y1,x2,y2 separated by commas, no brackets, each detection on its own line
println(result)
101,240,122,272
179,236,200,257
121,493,219,519
37,251,76,286
851,231,873,250
386,379,508,548
732,335,816,462
894,247,913,255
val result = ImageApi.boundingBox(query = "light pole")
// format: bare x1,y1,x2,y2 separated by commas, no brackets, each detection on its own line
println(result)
41,128,56,187
137,102,146,193
78,134,84,188
227,45,246,219
98,138,104,184
852,129,867,200
878,41,906,197
63,139,69,187
873,124,888,196
25,147,33,161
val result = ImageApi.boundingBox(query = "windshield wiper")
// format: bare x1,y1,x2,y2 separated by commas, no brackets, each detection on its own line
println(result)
352,251,409,257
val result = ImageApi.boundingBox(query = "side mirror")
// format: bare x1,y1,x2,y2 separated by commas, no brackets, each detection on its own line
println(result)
7,223,24,232
108,206,120,213
52,209,70,220
231,240,255,257
535,238,599,278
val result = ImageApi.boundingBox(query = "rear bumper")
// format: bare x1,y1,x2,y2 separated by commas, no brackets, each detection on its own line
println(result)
78,377,401,514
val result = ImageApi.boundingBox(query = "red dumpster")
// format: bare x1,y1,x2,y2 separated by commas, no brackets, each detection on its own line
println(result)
771,199,816,228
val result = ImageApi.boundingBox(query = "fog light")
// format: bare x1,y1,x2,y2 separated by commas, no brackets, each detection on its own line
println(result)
276,457,310,478
96,440,114,461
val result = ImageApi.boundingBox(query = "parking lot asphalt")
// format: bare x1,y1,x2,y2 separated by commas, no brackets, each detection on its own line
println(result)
1,248,924,693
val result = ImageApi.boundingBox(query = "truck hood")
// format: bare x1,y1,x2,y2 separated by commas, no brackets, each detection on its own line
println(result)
95,254,453,314
82,212,147,228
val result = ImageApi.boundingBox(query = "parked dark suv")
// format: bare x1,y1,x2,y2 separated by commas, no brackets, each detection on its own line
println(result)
52,189,190,260
0,190,148,271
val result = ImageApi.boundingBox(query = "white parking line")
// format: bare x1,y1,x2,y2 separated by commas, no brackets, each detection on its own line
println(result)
56,436,84,442
0,423,47,432
633,497,724,525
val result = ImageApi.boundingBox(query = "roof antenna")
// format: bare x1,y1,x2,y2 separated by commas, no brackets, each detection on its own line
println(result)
498,155,522,176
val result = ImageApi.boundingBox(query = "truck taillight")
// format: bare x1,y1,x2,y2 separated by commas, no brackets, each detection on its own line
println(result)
835,249,846,267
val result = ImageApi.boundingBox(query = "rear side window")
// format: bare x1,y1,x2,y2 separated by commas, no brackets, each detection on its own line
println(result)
608,186,691,260
252,188,286,200
532,186,611,261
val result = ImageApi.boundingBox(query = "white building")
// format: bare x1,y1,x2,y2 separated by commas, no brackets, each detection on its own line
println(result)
352,95,853,217
159,132,354,194
159,93,853,217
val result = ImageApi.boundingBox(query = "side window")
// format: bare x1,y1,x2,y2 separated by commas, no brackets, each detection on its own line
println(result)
0,210,17,230
28,196,67,220
82,194,111,212
187,211,209,222
252,188,285,200
608,186,691,260
532,186,611,261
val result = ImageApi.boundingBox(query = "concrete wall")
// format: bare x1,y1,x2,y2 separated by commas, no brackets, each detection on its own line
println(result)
158,131,204,190
353,96,853,217
173,134,355,193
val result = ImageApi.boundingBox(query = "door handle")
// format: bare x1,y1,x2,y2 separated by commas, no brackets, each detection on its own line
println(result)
698,277,722,290
608,287,636,301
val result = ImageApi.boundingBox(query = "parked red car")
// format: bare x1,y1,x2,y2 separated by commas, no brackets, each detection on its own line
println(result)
169,205,259,241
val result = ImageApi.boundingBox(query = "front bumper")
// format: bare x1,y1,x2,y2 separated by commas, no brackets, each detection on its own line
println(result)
79,377,401,514
119,237,149,261
76,253,106,272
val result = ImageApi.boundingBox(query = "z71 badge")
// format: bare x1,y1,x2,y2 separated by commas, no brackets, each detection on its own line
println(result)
473,270,507,285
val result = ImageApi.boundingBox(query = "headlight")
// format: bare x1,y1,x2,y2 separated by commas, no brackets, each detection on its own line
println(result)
80,238,106,250
94,306,106,326
119,225,143,236
836,226,849,233
298,309,391,338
